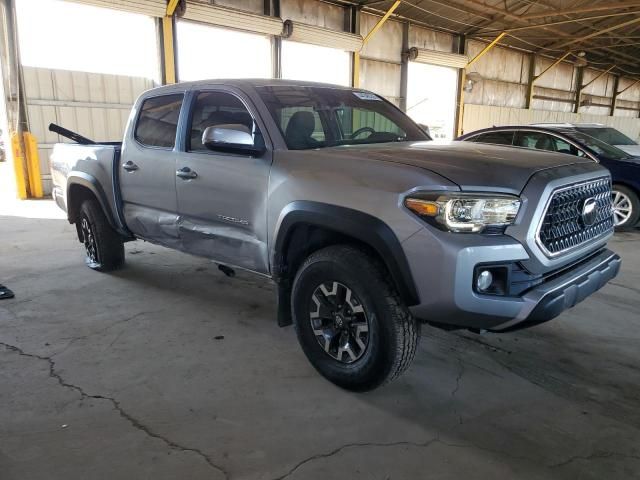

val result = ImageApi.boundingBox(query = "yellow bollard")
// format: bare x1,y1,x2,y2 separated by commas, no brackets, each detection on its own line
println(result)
10,132,28,199
23,132,43,198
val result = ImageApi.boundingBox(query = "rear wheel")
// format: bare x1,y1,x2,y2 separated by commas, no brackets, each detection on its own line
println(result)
292,245,420,391
79,199,125,271
612,185,640,230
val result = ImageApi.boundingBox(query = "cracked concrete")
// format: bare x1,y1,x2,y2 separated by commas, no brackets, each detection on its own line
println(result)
1,204,639,479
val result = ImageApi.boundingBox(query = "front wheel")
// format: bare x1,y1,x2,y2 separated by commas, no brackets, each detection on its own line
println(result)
612,185,640,230
291,245,420,391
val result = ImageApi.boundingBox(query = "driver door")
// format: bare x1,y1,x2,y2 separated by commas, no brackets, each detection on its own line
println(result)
175,89,272,273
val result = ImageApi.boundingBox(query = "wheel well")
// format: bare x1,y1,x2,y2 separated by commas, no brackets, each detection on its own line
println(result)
279,223,389,287
612,182,639,197
67,184,98,224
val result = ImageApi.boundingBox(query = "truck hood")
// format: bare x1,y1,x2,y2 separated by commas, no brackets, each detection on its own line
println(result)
316,141,594,193
614,144,640,156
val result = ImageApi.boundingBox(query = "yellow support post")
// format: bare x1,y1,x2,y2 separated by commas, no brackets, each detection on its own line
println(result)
23,132,43,199
456,32,506,136
10,132,28,199
353,51,360,88
162,15,176,84
361,1,401,46
353,0,401,88
166,0,180,15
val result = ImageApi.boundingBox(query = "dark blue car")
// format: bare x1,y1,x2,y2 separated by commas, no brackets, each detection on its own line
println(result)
457,125,640,229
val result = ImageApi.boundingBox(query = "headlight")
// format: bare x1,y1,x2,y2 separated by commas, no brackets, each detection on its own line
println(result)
404,194,521,233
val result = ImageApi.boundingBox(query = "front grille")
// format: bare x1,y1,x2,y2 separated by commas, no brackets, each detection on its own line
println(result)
537,177,613,256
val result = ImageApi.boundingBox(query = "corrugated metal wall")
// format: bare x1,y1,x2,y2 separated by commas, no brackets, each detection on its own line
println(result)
462,104,640,141
616,78,640,118
462,37,640,136
23,66,154,194
359,15,455,107
280,0,344,30
465,40,530,109
359,13,403,106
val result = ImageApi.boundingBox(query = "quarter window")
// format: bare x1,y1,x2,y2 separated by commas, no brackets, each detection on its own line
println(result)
134,94,183,148
187,91,263,152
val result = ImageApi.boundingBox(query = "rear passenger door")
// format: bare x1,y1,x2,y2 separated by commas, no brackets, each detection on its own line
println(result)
175,89,272,274
120,93,184,245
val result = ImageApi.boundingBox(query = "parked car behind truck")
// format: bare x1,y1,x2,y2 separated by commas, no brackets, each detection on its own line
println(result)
50,80,620,391
458,124,640,229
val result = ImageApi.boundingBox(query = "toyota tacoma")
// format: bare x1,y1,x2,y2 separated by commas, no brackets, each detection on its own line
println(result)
49,80,621,391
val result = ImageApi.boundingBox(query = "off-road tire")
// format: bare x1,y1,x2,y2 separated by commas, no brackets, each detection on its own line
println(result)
292,245,420,391
79,199,125,271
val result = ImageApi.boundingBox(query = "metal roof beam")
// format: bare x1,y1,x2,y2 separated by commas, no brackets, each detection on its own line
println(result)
519,1,640,21
551,16,640,49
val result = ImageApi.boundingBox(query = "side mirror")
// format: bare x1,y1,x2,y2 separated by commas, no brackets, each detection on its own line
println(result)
202,124,264,156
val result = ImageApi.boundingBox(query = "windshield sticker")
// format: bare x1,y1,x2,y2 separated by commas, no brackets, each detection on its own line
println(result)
353,91,381,101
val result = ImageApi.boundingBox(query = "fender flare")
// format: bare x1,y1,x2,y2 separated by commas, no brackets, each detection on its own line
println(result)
272,201,419,306
66,172,117,229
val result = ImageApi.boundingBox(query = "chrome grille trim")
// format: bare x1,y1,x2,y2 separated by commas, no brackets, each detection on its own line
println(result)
536,177,614,258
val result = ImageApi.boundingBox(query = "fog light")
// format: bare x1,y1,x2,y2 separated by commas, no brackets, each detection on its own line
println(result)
476,270,493,292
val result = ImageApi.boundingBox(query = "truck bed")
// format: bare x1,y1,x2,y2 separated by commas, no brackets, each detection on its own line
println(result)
50,142,122,224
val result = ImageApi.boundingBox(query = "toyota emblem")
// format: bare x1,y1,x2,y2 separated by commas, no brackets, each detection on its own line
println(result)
581,198,598,226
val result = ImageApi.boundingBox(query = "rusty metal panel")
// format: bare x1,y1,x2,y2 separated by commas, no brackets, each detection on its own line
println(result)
531,87,574,113
465,79,527,109
581,68,615,97
212,0,264,15
360,13,403,63
617,78,640,102
280,0,344,31
360,59,401,105
533,56,575,91
466,40,529,85
409,25,455,53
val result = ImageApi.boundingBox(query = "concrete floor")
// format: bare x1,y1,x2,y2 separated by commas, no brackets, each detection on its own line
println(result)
1,200,639,480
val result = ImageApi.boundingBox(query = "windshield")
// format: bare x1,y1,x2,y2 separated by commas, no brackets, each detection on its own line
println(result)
567,131,634,160
256,85,430,150
575,127,637,146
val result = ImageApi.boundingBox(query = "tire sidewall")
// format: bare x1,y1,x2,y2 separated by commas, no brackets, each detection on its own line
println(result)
80,203,104,269
292,256,398,390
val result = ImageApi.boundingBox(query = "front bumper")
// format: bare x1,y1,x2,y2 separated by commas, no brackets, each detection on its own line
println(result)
403,227,620,331
489,248,620,331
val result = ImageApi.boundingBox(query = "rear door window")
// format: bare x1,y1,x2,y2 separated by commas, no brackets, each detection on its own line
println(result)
552,137,572,154
472,131,514,146
514,131,557,152
134,94,184,148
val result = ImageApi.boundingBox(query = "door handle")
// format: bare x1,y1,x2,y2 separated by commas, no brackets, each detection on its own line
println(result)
176,166,198,179
122,161,139,172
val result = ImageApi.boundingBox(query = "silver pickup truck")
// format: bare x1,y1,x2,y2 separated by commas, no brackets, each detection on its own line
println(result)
50,79,621,391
